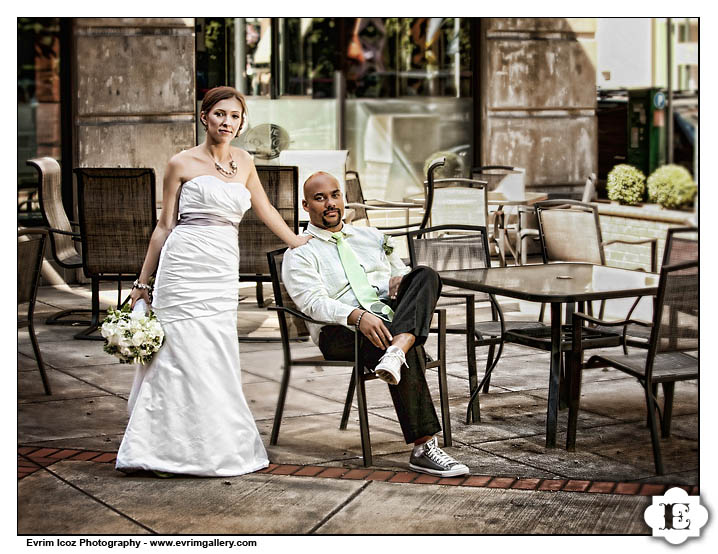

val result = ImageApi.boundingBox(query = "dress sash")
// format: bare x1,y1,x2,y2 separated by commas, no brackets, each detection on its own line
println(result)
177,213,238,228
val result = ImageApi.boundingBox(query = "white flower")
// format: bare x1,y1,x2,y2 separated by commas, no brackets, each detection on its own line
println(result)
131,331,146,347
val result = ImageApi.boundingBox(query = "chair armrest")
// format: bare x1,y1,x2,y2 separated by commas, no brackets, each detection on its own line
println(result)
603,237,658,272
347,201,420,210
572,311,652,328
48,227,81,239
268,306,331,327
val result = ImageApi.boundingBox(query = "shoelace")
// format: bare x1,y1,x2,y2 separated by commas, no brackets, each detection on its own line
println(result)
378,349,409,368
424,439,458,467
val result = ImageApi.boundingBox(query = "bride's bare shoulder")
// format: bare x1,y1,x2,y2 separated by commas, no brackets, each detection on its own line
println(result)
231,146,253,163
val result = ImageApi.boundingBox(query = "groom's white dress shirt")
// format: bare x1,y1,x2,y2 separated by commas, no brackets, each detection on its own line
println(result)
282,222,410,344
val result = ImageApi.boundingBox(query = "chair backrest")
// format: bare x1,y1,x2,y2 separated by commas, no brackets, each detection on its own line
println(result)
429,178,489,229
266,248,311,340
535,199,605,265
74,168,157,277
471,165,525,198
407,225,492,300
581,173,597,203
344,170,367,223
239,166,299,276
18,229,47,309
648,259,698,367
663,226,698,267
26,157,78,264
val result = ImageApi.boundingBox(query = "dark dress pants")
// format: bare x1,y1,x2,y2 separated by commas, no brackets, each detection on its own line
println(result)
318,266,442,444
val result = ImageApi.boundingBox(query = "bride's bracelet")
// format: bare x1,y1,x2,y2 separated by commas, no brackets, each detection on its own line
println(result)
132,279,153,292
355,310,366,330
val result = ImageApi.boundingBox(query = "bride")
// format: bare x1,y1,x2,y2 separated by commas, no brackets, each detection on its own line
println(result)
115,86,310,477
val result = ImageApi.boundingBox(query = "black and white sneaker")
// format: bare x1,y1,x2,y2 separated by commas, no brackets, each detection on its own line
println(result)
409,437,469,477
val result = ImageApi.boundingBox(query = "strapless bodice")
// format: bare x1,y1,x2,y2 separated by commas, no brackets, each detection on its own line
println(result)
179,175,252,224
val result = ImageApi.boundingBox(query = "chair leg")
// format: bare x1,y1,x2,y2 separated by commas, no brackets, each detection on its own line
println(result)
648,383,658,427
661,382,675,438
465,300,480,423
435,309,451,447
480,344,495,394
45,308,92,326
354,354,372,467
28,321,52,395
270,363,292,446
340,369,357,430
645,383,665,475
74,277,104,341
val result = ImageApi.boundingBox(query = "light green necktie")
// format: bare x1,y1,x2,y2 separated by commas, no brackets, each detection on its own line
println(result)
332,231,394,322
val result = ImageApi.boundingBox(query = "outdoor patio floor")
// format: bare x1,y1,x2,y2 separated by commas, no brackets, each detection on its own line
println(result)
16,281,699,535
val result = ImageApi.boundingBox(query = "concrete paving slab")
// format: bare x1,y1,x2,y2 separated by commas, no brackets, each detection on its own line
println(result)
18,352,41,371
315,480,652,534
19,367,110,403
571,419,698,481
18,339,118,369
476,433,669,482
531,378,698,423
45,461,365,534
17,320,87,346
18,468,150,534
243,380,345,422
28,433,126,452
19,394,129,444
260,411,409,466
58,363,145,396
438,390,618,445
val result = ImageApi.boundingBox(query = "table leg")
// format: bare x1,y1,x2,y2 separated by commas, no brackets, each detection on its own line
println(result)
546,302,562,448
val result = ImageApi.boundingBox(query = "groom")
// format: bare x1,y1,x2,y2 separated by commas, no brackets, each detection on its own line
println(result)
281,171,469,477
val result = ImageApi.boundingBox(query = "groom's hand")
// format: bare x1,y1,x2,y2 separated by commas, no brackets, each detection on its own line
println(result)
389,276,403,299
358,312,393,350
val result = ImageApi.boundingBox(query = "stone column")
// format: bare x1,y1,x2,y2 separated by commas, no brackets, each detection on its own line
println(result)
72,18,196,207
480,18,598,192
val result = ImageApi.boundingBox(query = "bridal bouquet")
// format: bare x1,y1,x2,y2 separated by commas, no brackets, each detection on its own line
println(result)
101,300,164,364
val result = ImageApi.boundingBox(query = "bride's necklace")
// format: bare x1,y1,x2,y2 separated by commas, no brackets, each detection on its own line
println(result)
207,149,237,178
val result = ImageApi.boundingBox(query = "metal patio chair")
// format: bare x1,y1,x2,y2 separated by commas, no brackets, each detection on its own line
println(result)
567,258,698,474
535,199,658,321
501,199,657,399
344,170,425,232
26,157,90,326
238,165,299,310
18,229,52,395
613,226,698,353
406,225,546,423
73,167,157,340
266,247,451,467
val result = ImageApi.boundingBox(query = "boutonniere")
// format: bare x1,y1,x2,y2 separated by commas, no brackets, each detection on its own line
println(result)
382,235,395,256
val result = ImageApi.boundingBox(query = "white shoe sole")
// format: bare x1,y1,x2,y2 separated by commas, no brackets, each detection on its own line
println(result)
375,369,400,385
409,463,470,477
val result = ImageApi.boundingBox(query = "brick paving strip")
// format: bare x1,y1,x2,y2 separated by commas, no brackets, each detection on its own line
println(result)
18,446,698,497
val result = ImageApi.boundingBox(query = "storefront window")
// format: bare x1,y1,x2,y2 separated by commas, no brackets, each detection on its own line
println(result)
17,17,64,224
347,17,471,99
195,17,473,204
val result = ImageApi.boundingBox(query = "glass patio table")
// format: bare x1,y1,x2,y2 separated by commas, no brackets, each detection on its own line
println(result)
438,262,660,448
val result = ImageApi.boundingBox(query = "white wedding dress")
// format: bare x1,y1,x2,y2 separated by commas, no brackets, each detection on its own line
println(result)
115,175,269,477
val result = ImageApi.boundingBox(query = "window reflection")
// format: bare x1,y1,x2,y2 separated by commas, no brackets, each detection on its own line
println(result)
17,17,63,223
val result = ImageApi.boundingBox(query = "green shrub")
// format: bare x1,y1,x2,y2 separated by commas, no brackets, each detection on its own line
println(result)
647,164,697,209
423,151,464,179
606,164,646,205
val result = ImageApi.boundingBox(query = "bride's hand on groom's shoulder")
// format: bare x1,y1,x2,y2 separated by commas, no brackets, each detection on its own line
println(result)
290,235,313,249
